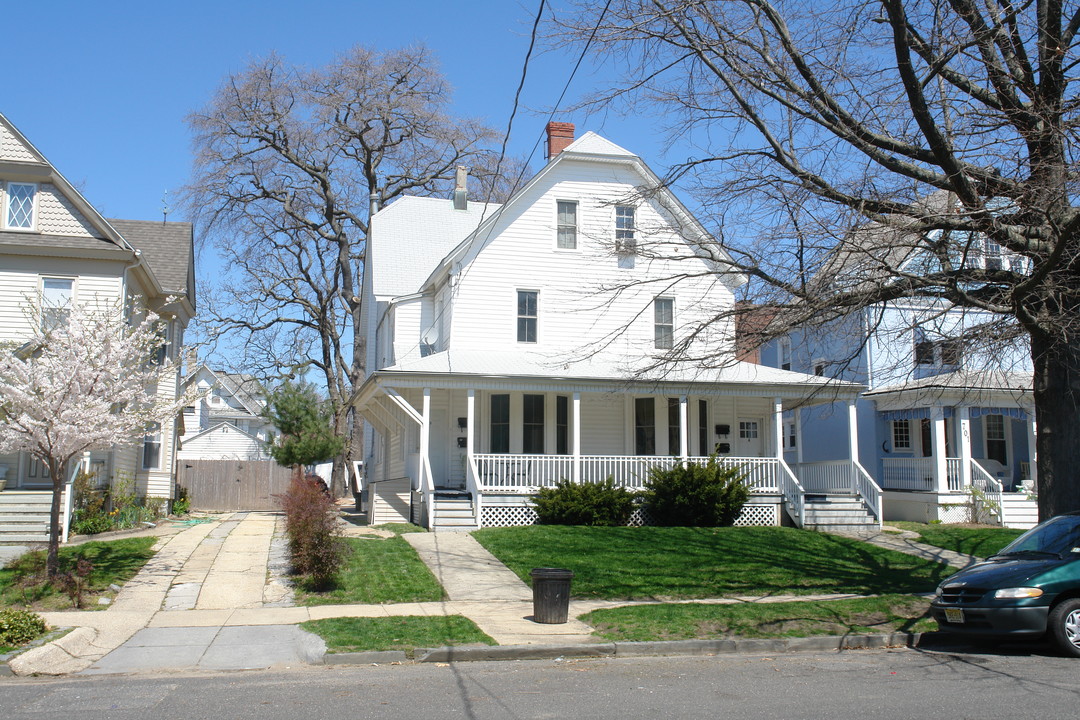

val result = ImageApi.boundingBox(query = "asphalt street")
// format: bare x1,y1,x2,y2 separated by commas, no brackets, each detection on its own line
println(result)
2,646,1078,719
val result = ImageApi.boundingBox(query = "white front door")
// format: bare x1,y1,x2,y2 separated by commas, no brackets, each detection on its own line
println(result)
737,418,763,457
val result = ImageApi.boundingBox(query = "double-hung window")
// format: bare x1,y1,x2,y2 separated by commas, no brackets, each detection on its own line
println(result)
517,290,538,343
5,182,37,229
490,394,510,453
892,419,912,450
615,205,635,254
556,200,577,249
143,423,162,470
41,277,74,330
523,394,545,454
654,297,674,349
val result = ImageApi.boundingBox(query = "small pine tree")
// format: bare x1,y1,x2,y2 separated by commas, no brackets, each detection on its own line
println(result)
262,381,344,470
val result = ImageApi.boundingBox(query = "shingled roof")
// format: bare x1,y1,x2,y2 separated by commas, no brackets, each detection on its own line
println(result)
109,219,196,307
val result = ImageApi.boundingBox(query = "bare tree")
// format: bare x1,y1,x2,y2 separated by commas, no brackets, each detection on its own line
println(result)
186,45,508,486
556,0,1080,518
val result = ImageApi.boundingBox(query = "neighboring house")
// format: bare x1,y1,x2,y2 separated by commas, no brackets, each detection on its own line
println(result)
0,112,196,499
760,198,1038,528
355,122,870,531
177,365,271,461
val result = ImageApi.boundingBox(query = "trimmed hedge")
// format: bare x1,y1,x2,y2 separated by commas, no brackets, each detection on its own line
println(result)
532,478,636,526
644,456,750,526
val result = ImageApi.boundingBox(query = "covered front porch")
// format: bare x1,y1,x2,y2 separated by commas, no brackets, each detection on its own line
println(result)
355,354,874,531
865,371,1038,528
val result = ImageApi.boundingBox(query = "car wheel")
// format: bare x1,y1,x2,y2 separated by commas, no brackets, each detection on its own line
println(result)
1048,598,1080,658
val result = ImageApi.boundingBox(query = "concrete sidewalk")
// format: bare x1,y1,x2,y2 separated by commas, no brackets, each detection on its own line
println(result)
6,515,976,677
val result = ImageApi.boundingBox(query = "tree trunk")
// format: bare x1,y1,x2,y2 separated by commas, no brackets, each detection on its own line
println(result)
1031,328,1080,520
46,459,64,578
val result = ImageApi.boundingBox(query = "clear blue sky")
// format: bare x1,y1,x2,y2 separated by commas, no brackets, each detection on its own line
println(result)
4,0,665,224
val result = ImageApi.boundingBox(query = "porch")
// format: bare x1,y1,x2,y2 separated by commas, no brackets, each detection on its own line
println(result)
866,371,1038,529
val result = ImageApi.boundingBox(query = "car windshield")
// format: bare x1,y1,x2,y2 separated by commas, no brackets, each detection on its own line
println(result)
995,516,1080,559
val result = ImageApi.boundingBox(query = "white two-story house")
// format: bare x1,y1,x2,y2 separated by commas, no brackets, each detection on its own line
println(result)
356,123,871,531
0,113,195,504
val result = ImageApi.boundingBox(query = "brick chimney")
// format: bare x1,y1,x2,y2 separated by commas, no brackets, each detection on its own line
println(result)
546,121,575,160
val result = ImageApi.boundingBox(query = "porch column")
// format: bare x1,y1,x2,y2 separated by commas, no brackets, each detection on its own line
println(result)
679,395,689,460
773,397,784,460
931,405,948,493
794,409,804,464
572,392,581,483
958,406,972,488
466,389,475,456
846,400,860,466
420,388,431,490
1027,416,1038,487
82,450,92,474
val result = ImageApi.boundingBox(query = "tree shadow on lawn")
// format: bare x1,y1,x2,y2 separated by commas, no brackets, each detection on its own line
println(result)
477,526,954,601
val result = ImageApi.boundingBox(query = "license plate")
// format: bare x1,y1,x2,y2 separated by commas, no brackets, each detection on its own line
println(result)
944,608,965,624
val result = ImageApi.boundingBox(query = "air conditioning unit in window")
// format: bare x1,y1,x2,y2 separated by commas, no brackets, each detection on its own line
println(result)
615,239,637,255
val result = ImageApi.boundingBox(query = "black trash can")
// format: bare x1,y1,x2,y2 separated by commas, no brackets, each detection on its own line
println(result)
530,567,574,624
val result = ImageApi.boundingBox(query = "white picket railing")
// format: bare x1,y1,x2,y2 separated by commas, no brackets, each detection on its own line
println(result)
60,463,80,544
777,459,806,527
792,460,856,494
946,458,965,491
881,458,936,491
471,454,783,493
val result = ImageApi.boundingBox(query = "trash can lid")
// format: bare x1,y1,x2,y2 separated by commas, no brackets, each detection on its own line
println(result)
529,567,574,579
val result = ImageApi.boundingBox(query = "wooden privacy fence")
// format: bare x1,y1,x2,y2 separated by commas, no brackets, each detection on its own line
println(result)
177,459,294,511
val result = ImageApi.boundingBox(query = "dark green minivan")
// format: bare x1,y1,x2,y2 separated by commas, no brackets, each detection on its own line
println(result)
930,512,1080,657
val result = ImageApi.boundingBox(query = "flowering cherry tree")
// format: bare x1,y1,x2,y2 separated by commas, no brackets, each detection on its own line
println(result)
0,301,192,577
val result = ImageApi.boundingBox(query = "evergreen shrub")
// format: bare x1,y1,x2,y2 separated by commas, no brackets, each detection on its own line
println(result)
644,456,750,527
532,478,636,526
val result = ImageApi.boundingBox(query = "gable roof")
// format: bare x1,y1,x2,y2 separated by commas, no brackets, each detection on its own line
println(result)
109,219,196,307
186,365,267,415
180,420,266,447
423,130,745,293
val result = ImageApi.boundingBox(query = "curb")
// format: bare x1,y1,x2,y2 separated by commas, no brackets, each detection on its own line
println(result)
323,632,931,666
0,627,74,677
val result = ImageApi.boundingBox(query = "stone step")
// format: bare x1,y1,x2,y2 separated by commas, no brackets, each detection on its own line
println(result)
0,534,50,543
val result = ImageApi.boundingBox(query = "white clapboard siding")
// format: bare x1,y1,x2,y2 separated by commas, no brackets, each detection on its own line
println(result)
177,423,269,461
438,160,736,362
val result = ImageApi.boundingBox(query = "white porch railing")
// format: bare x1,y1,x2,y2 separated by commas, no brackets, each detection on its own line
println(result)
881,457,970,493
881,458,938,491
792,460,856,494
471,454,784,494
853,460,883,525
777,459,805,527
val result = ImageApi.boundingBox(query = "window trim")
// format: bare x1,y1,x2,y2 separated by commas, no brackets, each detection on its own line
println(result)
615,204,636,254
142,422,163,470
4,181,38,231
40,276,75,331
555,199,578,251
654,297,674,350
516,289,538,344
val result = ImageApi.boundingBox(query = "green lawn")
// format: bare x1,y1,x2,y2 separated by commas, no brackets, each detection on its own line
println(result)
583,594,936,641
0,537,157,610
296,536,446,606
472,526,951,600
890,522,1025,558
301,615,495,655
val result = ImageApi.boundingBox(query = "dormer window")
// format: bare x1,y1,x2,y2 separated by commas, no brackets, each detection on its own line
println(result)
5,182,37,229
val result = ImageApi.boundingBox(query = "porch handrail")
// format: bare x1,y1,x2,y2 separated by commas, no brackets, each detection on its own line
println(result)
777,459,805,528
970,460,1005,526
946,458,964,491
791,460,856,494
853,460,883,526
880,458,935,491
466,453,483,527
350,461,364,495
420,455,435,529
60,463,80,544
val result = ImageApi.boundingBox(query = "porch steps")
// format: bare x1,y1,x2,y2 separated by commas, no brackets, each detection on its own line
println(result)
0,491,57,544
999,493,1038,530
432,491,478,532
802,495,879,533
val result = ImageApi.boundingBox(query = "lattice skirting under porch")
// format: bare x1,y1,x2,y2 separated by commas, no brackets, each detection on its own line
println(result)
479,501,779,528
